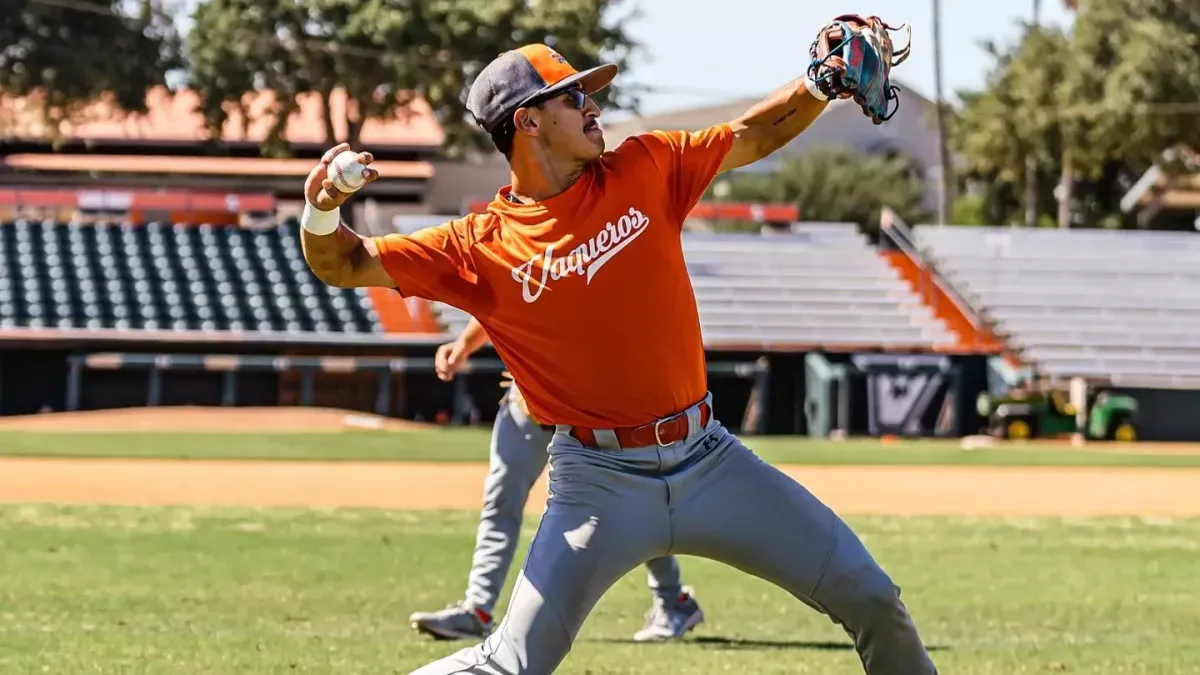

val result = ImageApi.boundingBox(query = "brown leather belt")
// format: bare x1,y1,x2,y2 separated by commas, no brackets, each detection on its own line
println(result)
570,401,711,449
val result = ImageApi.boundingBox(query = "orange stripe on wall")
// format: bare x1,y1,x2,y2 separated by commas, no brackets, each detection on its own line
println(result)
365,288,441,333
881,249,1001,353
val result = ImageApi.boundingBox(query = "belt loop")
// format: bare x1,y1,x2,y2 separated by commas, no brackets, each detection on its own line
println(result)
593,429,621,452
685,405,702,440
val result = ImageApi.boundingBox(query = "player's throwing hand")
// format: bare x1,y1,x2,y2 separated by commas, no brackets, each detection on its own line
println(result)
304,143,378,212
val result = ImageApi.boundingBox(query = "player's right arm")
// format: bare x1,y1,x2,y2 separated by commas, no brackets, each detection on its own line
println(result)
300,143,394,289
300,144,481,311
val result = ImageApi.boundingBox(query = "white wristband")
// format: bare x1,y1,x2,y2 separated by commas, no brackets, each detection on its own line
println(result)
301,201,340,235
803,76,830,101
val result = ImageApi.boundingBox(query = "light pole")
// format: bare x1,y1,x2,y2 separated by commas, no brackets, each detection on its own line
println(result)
932,0,952,224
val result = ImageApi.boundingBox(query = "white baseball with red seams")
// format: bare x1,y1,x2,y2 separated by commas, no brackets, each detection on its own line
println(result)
329,150,367,193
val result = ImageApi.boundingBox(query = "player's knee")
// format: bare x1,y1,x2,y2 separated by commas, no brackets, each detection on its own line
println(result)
820,561,908,629
853,573,909,627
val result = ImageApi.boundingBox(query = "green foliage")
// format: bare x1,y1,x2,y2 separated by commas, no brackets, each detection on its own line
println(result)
1067,0,1200,171
712,146,930,238
184,0,641,157
0,0,182,142
949,194,989,226
950,0,1200,228
951,26,1072,225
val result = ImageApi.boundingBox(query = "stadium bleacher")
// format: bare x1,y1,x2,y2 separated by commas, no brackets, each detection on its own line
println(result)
437,222,957,348
0,218,955,349
0,219,381,334
914,225,1200,383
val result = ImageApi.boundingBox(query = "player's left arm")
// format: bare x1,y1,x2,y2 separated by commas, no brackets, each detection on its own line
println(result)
719,15,912,173
718,78,830,173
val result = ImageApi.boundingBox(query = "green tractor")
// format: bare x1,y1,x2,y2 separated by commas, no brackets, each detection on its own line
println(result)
976,386,1139,442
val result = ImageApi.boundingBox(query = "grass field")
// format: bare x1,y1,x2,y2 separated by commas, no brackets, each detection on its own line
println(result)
1,504,1197,674
5,428,1200,467
4,407,1200,674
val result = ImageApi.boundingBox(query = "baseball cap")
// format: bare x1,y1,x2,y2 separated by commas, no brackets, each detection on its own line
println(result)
467,44,618,133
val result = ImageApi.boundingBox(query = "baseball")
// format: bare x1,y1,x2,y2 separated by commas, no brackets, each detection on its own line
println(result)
329,150,368,193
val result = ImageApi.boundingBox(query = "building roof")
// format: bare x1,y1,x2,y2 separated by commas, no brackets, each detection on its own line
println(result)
0,87,445,149
1,153,434,179
1120,146,1200,224
601,77,934,145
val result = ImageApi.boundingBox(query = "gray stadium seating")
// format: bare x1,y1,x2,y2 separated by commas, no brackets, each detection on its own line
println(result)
436,222,957,348
914,225,1200,382
0,219,381,334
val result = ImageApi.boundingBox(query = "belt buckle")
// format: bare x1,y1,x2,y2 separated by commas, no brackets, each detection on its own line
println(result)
653,414,680,447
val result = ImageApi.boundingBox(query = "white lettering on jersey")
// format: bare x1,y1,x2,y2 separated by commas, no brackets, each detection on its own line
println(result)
511,207,650,303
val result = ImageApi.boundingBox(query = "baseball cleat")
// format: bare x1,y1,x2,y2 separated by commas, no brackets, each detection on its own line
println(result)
633,586,705,642
409,602,494,641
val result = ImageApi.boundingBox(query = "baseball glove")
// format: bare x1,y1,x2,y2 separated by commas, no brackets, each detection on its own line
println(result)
807,15,912,124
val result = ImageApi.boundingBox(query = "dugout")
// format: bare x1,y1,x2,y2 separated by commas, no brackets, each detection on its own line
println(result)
804,352,991,438
0,330,996,438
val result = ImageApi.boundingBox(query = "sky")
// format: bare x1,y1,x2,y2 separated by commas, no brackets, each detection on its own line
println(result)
165,0,1076,119
610,0,1075,118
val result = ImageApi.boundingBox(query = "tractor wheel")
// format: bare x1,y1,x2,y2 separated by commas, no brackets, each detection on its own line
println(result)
1005,417,1034,441
1107,414,1138,443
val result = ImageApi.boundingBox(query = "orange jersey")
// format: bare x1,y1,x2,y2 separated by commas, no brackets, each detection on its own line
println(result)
373,124,734,428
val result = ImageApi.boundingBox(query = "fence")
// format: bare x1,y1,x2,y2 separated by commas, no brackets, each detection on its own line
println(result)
64,352,773,432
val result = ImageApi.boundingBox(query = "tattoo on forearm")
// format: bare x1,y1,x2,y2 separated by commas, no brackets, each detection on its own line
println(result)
773,108,799,126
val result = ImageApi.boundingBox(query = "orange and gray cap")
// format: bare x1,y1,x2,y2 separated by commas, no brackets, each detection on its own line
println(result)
467,44,617,133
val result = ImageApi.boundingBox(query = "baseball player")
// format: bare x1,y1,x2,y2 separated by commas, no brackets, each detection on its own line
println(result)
299,17,936,675
407,316,705,643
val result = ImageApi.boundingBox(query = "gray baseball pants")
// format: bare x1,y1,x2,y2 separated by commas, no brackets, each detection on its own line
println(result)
464,390,684,616
414,393,937,675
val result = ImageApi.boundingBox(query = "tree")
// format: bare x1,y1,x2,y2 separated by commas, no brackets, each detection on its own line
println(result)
184,0,641,157
950,26,1072,227
711,146,930,239
951,0,1200,229
1066,0,1200,171
0,0,181,142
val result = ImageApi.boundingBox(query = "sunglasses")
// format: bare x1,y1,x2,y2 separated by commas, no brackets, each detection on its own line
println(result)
559,87,588,110
527,86,588,111
492,87,591,136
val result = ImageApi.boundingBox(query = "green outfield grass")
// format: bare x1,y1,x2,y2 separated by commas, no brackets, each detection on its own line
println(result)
2,428,1200,467
0,504,1196,674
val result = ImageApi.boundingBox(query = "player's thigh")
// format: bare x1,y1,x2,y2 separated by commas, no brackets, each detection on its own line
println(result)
673,428,894,612
531,447,673,632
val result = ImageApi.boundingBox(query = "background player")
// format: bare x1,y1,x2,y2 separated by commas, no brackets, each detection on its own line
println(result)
408,316,704,643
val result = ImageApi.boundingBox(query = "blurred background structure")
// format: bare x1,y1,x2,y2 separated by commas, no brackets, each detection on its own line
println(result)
1,0,1198,442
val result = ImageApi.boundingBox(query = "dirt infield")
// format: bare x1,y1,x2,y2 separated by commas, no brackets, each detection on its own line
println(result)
3,458,1200,517
2,407,1200,517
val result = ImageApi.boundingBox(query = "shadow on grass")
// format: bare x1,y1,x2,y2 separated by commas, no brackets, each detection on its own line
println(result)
591,636,950,653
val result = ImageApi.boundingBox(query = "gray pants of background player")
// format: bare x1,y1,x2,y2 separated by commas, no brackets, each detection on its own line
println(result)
413,393,937,675
464,391,683,616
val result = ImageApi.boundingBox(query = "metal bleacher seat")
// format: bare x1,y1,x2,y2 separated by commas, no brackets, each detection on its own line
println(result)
0,219,384,335
915,224,1200,382
683,228,954,346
